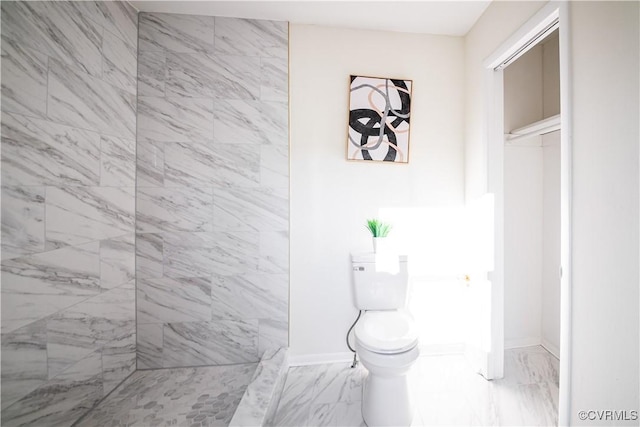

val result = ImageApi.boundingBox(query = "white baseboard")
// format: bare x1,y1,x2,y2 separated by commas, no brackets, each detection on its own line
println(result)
289,339,557,366
288,352,354,366
540,337,560,359
287,343,467,367
504,337,541,349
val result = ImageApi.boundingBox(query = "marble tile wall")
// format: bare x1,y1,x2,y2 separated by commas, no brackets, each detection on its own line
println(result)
135,13,289,369
1,1,137,425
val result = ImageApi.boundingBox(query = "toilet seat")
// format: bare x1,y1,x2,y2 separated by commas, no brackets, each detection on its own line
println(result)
354,310,418,354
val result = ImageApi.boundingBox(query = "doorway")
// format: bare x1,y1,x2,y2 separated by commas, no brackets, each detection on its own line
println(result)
482,3,572,425
503,29,561,358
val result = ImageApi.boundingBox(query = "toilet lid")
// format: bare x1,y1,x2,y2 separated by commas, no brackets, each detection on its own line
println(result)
354,311,418,354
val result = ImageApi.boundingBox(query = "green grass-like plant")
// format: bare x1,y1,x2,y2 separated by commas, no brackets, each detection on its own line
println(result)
366,219,392,237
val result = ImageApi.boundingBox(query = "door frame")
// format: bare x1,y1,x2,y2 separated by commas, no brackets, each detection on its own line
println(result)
482,2,572,425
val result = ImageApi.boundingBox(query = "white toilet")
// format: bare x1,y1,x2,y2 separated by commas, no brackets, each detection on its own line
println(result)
351,253,419,426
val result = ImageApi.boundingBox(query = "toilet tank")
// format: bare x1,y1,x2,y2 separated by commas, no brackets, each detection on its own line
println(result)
351,253,409,310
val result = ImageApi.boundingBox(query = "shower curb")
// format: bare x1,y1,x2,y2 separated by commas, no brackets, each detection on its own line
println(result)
229,347,289,427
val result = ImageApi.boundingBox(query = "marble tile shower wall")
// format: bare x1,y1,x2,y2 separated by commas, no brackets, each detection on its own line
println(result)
135,13,289,369
0,1,137,425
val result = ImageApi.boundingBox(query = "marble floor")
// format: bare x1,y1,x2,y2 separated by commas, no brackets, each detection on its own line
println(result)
74,363,257,427
272,346,559,426
72,346,558,427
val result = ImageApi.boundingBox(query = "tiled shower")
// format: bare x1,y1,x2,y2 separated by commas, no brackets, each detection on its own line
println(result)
0,1,289,425
135,12,289,369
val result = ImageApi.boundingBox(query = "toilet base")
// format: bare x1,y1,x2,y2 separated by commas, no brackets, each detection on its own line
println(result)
355,344,419,427
362,372,413,426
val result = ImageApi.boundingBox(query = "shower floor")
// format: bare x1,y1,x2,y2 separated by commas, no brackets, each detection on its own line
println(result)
74,363,257,427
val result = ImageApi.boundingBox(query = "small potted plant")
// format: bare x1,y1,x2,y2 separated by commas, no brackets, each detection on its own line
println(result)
366,218,392,253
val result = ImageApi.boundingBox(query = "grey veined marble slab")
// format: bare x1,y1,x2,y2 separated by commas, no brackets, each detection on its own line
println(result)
136,140,165,187
1,319,48,411
1,186,46,261
134,11,289,373
261,57,288,102
1,36,48,118
76,362,257,427
1,1,138,425
99,1,138,48
47,59,136,139
1,1,103,77
163,141,261,188
139,12,215,54
162,231,260,278
2,350,104,427
213,187,289,232
162,319,259,367
210,273,288,323
1,242,101,334
46,282,135,378
214,17,288,59
102,29,137,95
135,232,164,279
213,100,288,145
136,318,259,369
230,347,289,427
137,96,214,143
137,276,212,324
100,135,136,187
1,282,136,427
45,186,135,248
1,112,101,187
100,234,135,291
165,52,261,99
137,50,167,97
136,186,213,233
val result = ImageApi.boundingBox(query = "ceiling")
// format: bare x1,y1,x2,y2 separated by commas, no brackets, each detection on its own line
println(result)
129,1,492,36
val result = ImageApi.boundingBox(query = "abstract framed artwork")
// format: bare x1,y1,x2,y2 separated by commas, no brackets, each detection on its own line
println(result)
347,75,413,163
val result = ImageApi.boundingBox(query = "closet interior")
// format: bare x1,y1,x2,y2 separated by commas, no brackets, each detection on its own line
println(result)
503,29,561,358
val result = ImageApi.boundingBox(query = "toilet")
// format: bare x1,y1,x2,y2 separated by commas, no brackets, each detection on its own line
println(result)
351,253,419,427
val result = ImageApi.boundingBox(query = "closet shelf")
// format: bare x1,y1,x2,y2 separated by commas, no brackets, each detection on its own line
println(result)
505,114,561,144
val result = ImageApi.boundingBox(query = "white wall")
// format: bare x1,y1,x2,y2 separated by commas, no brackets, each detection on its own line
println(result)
464,1,547,201
289,24,465,359
504,144,543,346
541,34,561,355
503,44,543,132
542,34,560,118
542,131,560,355
569,2,639,423
465,1,639,422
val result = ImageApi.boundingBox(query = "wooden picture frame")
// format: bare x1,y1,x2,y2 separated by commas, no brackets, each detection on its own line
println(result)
346,75,413,163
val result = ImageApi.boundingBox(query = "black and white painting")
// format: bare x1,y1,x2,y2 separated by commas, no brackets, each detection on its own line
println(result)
347,75,412,163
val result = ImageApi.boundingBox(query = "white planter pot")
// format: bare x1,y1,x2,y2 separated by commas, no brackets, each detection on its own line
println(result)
372,237,387,253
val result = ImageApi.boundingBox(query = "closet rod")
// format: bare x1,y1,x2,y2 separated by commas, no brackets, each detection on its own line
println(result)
505,114,561,144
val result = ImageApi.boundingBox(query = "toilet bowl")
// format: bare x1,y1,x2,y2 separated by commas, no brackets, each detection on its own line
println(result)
354,310,419,426
350,253,419,426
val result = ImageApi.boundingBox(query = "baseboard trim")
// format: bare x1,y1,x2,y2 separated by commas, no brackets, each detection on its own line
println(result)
504,337,541,349
288,343,467,367
540,337,560,359
289,338,557,366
